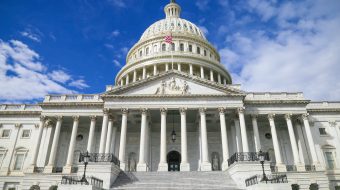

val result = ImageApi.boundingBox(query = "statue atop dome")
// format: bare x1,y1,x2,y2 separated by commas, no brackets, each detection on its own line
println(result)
170,0,176,3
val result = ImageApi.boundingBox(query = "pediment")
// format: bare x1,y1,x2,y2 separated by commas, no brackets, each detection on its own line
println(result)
104,71,245,97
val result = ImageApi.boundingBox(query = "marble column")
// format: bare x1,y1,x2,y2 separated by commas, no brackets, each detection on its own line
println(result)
200,66,204,79
99,109,109,153
180,108,190,171
268,114,286,172
105,117,114,154
119,108,128,171
285,114,304,171
27,116,46,173
142,67,146,79
295,122,306,165
87,116,97,153
166,63,169,71
234,117,243,152
219,108,229,170
251,115,261,152
189,64,193,75
63,116,79,173
238,108,249,152
158,108,168,171
153,65,157,75
178,63,181,72
210,70,214,82
302,114,321,168
126,75,129,85
133,70,137,82
111,126,118,155
199,108,212,171
44,116,63,173
137,108,148,171
218,74,221,84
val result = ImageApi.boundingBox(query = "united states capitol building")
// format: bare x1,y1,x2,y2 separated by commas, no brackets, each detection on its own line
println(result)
0,1,340,190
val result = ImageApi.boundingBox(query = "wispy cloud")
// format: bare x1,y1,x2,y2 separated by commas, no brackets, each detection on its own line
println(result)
20,27,43,42
69,79,89,89
217,0,340,101
0,39,89,102
108,0,126,8
111,30,120,37
113,59,121,67
195,0,210,11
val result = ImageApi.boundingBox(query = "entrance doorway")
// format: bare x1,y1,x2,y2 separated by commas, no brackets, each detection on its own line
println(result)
167,151,181,171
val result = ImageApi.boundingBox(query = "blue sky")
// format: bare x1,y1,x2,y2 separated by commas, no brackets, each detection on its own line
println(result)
0,0,340,103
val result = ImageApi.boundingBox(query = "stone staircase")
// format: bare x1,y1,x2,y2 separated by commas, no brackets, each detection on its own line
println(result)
111,171,242,190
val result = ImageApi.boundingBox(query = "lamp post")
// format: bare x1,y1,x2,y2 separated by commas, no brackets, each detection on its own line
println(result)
258,150,268,183
80,151,90,185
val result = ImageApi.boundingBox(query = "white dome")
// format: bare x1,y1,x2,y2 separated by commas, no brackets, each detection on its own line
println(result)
140,18,206,41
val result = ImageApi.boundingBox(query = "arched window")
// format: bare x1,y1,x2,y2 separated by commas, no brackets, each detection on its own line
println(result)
204,50,207,56
146,47,149,55
153,45,158,53
197,47,201,54
139,50,143,57
180,43,184,51
13,147,28,171
162,44,166,52
188,44,192,52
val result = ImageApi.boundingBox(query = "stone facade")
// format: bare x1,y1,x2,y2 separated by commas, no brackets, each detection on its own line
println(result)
0,1,340,190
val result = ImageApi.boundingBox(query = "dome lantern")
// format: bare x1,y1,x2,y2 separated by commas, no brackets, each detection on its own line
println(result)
164,0,181,18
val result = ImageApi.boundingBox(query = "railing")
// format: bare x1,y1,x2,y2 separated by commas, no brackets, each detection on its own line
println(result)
286,165,297,172
245,174,288,187
33,167,44,173
79,153,120,166
61,176,103,188
245,175,259,187
227,152,270,166
53,167,63,173
305,165,316,171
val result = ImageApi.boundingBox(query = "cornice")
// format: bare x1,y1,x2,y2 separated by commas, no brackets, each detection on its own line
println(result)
244,100,310,105
106,71,245,96
307,108,340,113
117,53,231,84
39,102,104,108
0,111,41,116
102,94,244,99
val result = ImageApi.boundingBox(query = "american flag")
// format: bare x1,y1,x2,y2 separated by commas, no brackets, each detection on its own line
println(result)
164,34,173,44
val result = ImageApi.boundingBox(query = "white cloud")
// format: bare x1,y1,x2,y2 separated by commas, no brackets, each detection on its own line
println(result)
198,25,209,36
111,30,120,38
69,79,89,89
113,59,121,67
48,70,71,83
219,0,340,101
0,39,89,102
21,31,41,42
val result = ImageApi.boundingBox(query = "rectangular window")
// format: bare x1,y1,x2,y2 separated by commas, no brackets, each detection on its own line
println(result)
197,47,201,54
21,130,31,138
14,154,25,171
319,128,327,135
325,152,335,169
335,186,340,190
0,153,4,166
1,129,10,138
204,50,207,56
171,43,175,51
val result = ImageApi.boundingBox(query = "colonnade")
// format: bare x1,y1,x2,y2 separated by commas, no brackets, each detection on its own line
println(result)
27,107,320,173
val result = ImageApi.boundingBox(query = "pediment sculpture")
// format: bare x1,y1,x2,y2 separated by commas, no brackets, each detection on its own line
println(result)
155,77,190,95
